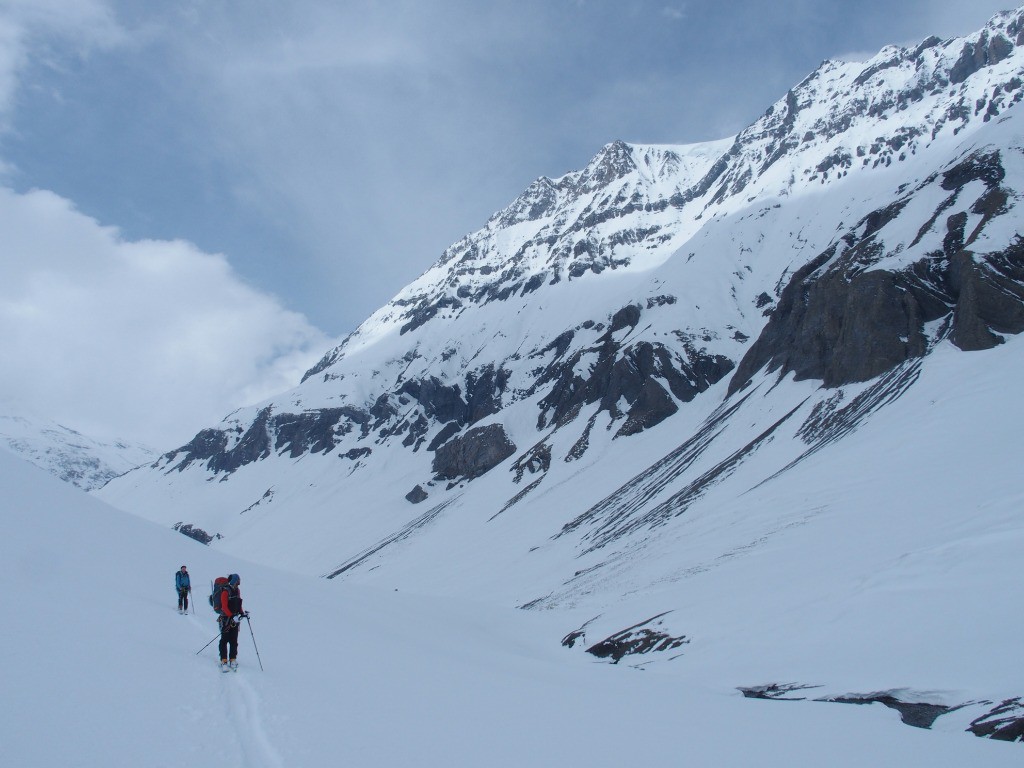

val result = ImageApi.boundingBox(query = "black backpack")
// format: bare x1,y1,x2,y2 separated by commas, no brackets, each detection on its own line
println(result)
209,576,229,615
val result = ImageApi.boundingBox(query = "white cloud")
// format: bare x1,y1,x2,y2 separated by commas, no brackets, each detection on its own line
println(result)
0,186,331,448
0,0,124,125
0,1,332,449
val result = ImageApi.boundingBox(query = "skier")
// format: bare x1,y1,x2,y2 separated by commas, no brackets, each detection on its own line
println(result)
217,573,247,671
175,565,191,614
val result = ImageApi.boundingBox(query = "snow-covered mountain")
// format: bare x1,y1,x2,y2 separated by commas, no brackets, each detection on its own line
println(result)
95,9,1024,747
0,408,154,490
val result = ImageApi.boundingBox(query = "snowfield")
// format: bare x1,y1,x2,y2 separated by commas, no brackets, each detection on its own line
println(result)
4,331,1024,768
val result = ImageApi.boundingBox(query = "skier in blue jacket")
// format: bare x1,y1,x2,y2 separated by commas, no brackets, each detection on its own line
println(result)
175,565,191,614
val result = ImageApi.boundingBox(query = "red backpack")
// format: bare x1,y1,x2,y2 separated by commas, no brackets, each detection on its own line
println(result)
209,577,229,615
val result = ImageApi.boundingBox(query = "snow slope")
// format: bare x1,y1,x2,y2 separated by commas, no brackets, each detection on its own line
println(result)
1,448,1021,766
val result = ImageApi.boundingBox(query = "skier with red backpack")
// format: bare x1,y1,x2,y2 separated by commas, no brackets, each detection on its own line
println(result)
210,573,247,672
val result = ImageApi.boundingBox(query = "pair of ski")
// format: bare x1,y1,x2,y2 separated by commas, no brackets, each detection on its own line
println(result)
220,661,239,673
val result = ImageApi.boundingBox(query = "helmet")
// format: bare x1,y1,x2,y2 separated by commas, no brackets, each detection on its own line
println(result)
228,573,240,586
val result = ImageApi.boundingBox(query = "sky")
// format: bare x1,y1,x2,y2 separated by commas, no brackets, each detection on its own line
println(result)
0,0,1016,449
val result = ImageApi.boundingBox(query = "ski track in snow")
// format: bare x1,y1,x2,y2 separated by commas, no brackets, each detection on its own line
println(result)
187,613,283,768
223,673,284,768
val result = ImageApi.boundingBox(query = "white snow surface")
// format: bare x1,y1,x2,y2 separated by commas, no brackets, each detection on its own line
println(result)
0,407,154,490
3,439,1022,766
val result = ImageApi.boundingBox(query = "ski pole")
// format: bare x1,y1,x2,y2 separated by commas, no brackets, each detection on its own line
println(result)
245,614,265,672
196,629,221,656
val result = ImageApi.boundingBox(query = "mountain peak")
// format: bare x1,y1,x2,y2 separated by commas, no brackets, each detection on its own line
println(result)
573,139,638,192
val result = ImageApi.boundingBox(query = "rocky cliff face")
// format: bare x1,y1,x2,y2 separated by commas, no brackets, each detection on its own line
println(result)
730,147,1024,392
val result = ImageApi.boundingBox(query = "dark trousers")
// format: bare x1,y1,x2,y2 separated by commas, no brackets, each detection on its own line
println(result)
177,588,189,611
219,617,239,661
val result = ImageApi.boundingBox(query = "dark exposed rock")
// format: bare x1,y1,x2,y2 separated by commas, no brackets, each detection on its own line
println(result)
944,211,968,255
581,612,689,664
273,408,350,457
941,150,1005,190
615,378,678,437
730,149,1024,393
431,423,517,480
490,177,559,227
565,414,597,463
161,361,514,479
730,258,935,393
744,684,1024,741
610,303,641,333
572,140,637,194
739,683,823,700
405,484,428,504
511,441,552,482
300,343,346,383
164,406,376,475
173,522,218,545
464,365,510,425
742,685,962,731
427,422,462,452
823,694,955,729
401,414,429,450
913,35,942,59
399,377,466,425
164,429,229,472
949,32,1014,85
535,305,733,435
646,294,677,309
400,365,511,432
949,241,1024,350
369,395,398,429
561,628,587,649
560,615,601,649
399,294,463,335
968,698,1024,741
206,407,273,474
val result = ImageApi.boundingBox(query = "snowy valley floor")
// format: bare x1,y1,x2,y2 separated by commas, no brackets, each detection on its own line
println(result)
2,447,1021,767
